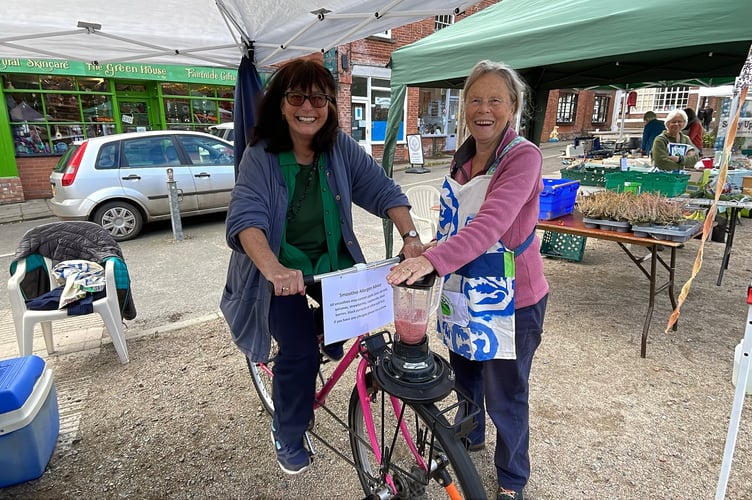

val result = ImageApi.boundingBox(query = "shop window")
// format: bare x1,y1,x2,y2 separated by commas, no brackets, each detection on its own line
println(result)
115,82,148,93
419,88,457,136
40,76,75,91
160,82,188,95
351,72,405,144
556,92,578,124
6,74,109,156
44,94,81,122
81,94,113,122
591,95,610,124
78,77,109,92
352,77,367,96
6,74,40,90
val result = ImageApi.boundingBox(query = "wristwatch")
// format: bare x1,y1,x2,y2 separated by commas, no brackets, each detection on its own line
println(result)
401,229,419,240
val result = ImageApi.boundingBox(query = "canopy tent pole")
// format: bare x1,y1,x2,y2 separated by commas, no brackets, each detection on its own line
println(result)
382,83,407,258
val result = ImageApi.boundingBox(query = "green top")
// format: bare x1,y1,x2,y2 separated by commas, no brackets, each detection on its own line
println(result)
651,132,698,171
277,151,354,275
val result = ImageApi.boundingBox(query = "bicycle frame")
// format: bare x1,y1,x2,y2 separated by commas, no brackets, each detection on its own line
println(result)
252,256,479,498
301,331,429,495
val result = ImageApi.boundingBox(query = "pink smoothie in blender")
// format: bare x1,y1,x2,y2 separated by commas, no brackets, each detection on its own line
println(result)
392,273,440,344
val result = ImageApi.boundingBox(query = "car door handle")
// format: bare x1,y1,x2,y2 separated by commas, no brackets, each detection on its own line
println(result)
194,172,211,178
122,174,142,180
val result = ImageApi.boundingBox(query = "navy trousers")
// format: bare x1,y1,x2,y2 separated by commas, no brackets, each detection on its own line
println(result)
449,294,547,491
268,285,322,448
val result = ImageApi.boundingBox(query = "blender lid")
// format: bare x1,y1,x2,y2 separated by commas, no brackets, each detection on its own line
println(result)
395,271,436,290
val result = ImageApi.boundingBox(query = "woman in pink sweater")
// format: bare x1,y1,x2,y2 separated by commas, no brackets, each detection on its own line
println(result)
387,60,548,500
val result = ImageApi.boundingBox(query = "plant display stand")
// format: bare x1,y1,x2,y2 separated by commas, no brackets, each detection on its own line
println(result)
540,231,586,262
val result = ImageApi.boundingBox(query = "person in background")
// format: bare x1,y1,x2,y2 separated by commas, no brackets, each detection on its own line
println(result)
684,107,704,151
221,58,423,475
651,108,698,171
387,59,548,500
640,110,664,156
702,104,714,130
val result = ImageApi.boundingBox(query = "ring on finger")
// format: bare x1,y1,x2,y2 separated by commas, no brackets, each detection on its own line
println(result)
282,286,289,291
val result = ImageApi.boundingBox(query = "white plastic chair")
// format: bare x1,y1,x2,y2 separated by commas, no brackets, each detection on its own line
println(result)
405,185,441,242
8,256,129,363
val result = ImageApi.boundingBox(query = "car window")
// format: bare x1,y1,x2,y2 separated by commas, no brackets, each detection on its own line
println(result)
95,142,121,170
52,144,80,172
122,136,181,167
177,135,234,166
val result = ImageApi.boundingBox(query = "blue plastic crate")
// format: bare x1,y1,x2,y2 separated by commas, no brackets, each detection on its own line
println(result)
539,179,580,220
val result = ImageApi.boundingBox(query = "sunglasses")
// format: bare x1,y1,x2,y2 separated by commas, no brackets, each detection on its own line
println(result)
284,91,334,108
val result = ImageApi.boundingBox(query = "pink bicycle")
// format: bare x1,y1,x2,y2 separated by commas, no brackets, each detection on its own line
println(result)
246,257,486,499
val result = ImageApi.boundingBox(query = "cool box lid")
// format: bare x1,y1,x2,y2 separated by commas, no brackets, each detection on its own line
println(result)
0,356,46,414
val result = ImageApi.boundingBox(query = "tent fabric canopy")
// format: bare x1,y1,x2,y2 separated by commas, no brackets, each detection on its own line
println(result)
384,0,752,178
0,0,473,68
388,0,752,90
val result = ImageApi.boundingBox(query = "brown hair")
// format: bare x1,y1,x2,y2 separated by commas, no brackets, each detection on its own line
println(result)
252,58,339,153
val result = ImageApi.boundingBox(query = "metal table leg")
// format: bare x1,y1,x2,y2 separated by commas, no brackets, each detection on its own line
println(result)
717,207,740,286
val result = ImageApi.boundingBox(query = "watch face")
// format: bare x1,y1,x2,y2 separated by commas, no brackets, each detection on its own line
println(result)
404,230,418,239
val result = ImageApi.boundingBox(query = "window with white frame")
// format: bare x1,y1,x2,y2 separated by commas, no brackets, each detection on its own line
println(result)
351,70,405,144
434,15,454,31
556,92,578,124
371,29,392,39
591,95,610,124
643,86,690,112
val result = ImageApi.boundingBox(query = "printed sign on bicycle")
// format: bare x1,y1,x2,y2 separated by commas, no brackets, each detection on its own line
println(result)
320,265,394,344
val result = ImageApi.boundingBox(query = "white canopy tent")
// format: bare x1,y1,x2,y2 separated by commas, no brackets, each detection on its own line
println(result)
0,0,472,68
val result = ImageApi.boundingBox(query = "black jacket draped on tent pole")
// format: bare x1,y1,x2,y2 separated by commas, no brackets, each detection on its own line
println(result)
233,53,263,178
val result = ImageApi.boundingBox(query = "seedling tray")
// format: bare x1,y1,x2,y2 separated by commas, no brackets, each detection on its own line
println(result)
582,217,632,232
631,221,702,242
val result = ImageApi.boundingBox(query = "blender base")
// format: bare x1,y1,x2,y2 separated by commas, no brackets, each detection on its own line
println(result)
373,337,455,403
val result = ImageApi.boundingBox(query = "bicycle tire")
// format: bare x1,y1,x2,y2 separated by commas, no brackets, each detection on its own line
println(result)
246,342,277,416
348,374,486,499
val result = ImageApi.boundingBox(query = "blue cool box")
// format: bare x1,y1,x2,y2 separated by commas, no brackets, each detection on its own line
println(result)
539,178,580,220
0,355,59,488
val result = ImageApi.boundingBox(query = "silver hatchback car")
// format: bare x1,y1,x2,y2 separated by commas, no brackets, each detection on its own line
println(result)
49,130,235,241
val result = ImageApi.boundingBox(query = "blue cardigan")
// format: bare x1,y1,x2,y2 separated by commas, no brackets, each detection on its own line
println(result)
221,130,409,361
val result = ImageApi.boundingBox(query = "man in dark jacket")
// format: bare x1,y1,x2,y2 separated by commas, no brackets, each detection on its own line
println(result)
641,111,664,156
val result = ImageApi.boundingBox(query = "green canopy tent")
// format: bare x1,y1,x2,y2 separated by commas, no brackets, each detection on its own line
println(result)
381,0,752,254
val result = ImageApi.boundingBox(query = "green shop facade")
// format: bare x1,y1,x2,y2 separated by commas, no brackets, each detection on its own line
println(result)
0,58,237,203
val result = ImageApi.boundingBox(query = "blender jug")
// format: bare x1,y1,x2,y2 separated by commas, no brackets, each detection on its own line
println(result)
392,273,440,344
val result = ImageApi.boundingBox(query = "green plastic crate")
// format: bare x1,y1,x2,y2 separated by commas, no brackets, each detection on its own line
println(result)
540,231,586,262
604,171,690,197
560,165,620,186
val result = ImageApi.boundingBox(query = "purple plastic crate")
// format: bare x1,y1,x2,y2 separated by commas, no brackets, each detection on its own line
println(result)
539,179,580,220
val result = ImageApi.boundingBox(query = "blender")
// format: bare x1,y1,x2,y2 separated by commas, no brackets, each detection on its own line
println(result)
374,273,455,403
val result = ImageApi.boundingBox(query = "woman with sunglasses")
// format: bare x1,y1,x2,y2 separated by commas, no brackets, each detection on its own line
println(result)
221,58,423,475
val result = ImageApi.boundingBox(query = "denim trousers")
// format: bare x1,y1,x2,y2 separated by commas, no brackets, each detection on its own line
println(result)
268,285,323,447
449,294,548,491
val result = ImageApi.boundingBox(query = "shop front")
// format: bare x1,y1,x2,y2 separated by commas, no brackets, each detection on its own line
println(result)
0,58,237,203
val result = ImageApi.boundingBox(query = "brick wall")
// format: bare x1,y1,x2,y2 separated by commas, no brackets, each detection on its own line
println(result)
0,177,25,204
16,156,57,200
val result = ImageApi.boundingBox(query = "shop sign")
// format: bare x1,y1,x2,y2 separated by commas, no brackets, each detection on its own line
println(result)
0,57,237,85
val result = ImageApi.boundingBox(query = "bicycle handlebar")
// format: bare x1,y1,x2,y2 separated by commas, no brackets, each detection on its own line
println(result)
302,255,404,286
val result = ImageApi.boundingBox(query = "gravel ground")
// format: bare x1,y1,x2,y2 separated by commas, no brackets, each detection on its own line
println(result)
3,217,752,499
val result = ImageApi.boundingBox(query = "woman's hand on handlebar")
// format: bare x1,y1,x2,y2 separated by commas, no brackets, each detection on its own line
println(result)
267,264,305,296
386,255,435,286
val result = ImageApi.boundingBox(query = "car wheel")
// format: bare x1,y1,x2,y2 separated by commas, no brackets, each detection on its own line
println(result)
93,201,144,242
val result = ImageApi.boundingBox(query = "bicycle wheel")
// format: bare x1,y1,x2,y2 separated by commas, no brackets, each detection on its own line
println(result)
348,374,486,499
246,340,277,415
